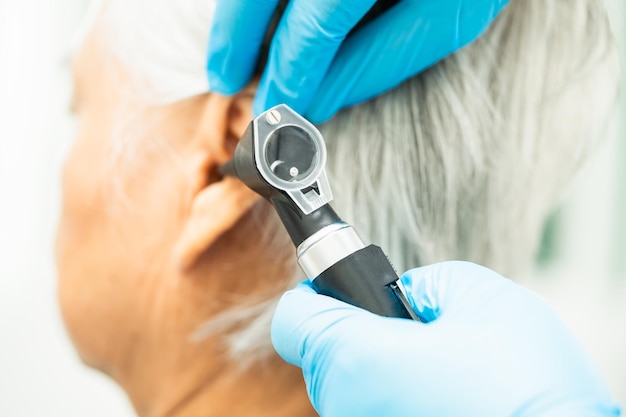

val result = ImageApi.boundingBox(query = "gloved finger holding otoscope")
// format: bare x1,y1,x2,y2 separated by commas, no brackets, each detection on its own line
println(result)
221,104,420,321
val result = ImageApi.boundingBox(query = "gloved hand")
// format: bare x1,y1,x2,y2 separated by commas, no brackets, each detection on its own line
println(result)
271,261,621,417
207,1,510,124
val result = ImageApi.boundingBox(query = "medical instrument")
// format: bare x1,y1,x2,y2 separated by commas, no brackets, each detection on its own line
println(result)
221,104,418,320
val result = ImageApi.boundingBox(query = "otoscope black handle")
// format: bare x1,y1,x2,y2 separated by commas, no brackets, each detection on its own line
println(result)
311,245,420,321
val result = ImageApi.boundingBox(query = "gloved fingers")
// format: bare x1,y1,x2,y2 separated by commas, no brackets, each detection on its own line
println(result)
271,280,385,367
306,0,510,123
272,263,498,367
207,0,280,95
253,0,378,116
399,261,515,323
272,281,436,415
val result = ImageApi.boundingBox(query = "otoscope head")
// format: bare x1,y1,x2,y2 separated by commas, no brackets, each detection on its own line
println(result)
220,104,333,215
265,124,317,182
221,105,417,321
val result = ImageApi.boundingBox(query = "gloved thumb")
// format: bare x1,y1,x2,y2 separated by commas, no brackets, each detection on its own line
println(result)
271,280,383,367
399,261,519,323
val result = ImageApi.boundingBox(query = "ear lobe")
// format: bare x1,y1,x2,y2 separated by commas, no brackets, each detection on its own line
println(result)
174,90,259,271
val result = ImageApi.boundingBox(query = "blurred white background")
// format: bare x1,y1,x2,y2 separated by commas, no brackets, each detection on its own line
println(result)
0,1,624,416
0,0,135,415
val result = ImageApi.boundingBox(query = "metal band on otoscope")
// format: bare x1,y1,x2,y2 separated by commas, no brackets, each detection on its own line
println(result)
297,222,366,279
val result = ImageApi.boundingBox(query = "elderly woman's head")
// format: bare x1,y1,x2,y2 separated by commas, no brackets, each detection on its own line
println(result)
55,0,619,416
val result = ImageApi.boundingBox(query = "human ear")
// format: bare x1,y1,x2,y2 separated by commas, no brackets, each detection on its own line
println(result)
173,91,259,270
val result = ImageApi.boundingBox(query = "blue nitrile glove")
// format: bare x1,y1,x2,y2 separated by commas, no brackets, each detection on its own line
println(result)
207,0,509,124
271,261,621,417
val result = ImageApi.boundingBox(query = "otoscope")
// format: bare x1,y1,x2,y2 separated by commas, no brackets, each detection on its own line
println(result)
221,104,419,321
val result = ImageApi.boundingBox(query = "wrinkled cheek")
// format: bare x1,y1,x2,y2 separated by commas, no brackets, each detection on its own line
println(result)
56,216,148,377
55,143,123,370
55,222,100,367
54,168,168,375
56,202,122,364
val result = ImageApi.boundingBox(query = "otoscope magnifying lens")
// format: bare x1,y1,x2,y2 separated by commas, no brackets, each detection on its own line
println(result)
265,125,317,183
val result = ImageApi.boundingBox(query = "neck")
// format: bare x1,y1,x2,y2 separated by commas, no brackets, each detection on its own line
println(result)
159,355,315,417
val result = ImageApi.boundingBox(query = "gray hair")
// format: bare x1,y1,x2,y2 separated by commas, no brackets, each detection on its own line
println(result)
95,0,620,361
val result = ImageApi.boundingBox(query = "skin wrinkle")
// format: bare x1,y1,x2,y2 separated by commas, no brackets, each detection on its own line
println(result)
55,0,619,416
160,362,227,417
